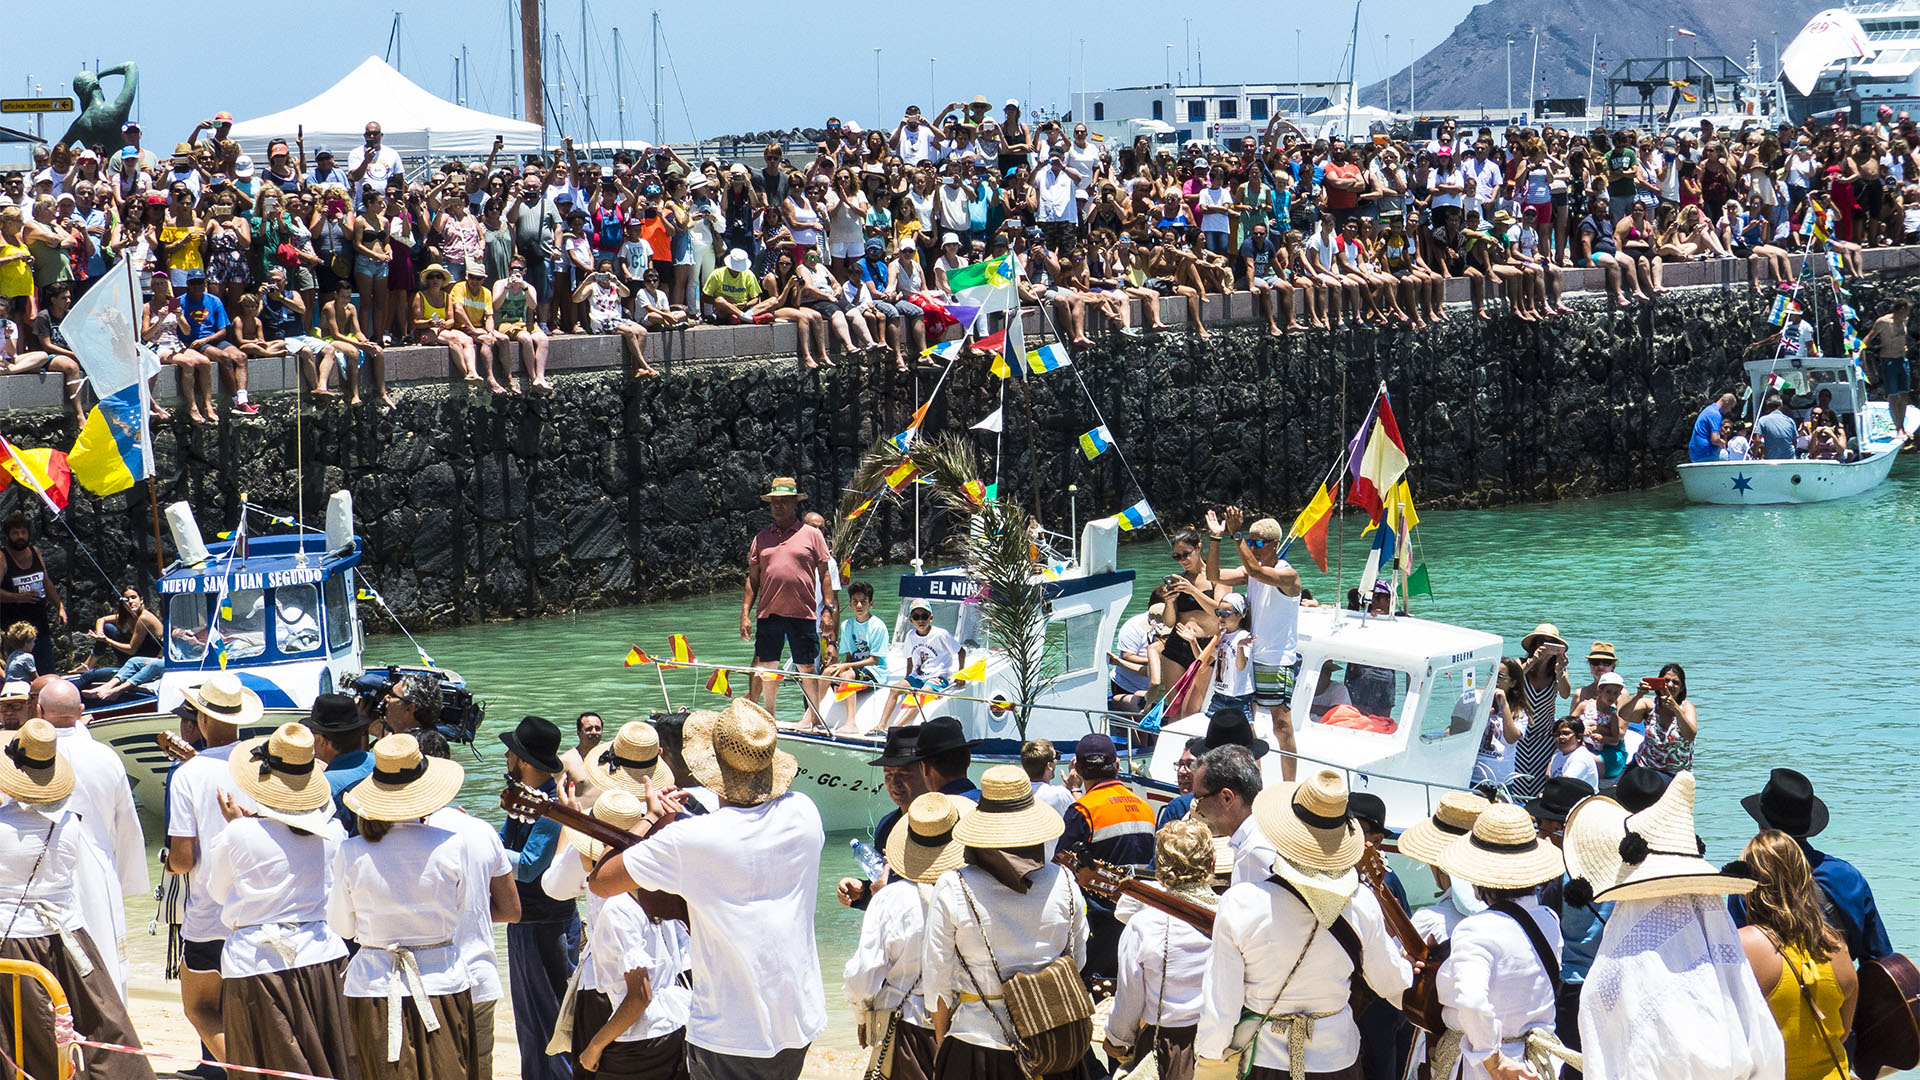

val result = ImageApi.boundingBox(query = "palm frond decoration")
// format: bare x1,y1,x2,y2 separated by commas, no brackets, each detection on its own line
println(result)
827,433,1057,739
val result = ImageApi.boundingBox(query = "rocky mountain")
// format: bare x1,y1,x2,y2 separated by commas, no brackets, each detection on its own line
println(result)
1360,0,1824,114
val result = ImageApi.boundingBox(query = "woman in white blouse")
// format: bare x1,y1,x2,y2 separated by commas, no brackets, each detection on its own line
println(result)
921,766,1088,1080
1102,819,1217,1080
332,733,474,1080
845,791,969,1080
206,723,353,1080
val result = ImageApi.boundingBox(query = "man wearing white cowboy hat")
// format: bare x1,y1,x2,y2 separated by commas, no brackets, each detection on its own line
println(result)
845,791,969,1080
1197,769,1412,1080
702,248,763,323
1508,623,1571,801
204,722,354,1080
166,671,264,1064
1562,773,1783,1080
0,678,29,729
0,719,157,1080
741,476,834,720
590,699,826,1080
1432,804,1567,1080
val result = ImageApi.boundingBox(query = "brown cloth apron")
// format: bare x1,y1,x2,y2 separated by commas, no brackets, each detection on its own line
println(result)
222,956,356,1080
0,931,155,1080
347,991,477,1080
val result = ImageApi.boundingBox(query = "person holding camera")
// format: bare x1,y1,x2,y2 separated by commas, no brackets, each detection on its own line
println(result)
573,257,657,377
1507,624,1573,799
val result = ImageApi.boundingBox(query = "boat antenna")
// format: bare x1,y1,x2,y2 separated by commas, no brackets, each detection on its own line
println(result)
1336,367,1346,600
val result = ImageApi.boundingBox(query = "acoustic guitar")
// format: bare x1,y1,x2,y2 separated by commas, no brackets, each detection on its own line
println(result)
1055,850,1215,938
1355,843,1446,1035
156,730,198,763
1854,952,1920,1079
499,781,689,924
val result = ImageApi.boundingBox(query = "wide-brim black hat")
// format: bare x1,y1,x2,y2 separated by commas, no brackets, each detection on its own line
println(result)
1613,766,1670,814
906,716,978,761
1741,768,1829,839
306,692,368,734
1201,711,1269,759
869,726,921,767
500,714,565,774
1525,775,1595,823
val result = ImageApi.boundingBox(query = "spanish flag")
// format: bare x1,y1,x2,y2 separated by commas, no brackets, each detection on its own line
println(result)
834,682,863,702
883,460,920,492
706,668,731,696
1290,483,1335,573
0,438,71,514
663,634,694,669
624,647,654,667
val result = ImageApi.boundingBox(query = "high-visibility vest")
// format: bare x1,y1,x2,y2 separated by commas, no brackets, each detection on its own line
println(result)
1071,780,1155,860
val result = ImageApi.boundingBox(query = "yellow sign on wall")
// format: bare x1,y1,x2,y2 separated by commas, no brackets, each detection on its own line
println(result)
0,98,75,115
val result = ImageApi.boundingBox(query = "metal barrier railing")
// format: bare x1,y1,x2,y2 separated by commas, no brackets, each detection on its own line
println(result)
0,957,73,1080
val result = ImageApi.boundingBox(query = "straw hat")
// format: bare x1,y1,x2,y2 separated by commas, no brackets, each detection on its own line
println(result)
571,789,645,861
954,765,1064,848
1252,769,1364,879
182,672,264,727
1520,623,1567,654
420,263,452,284
343,733,466,822
885,792,969,884
0,680,28,703
1586,641,1618,663
683,699,796,807
587,722,674,796
0,719,73,803
1440,804,1565,891
230,723,332,816
760,476,807,501
1566,772,1755,904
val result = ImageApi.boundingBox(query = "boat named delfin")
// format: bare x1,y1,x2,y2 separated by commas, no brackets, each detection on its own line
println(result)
85,494,476,813
1678,355,1911,505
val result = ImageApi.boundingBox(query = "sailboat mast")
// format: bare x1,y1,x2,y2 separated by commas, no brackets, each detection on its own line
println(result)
615,26,626,149
1344,0,1361,138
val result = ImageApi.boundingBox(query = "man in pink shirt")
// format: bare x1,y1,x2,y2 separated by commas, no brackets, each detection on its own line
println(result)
741,476,835,723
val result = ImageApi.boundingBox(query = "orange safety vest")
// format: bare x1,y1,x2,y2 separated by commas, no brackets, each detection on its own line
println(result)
1071,780,1155,849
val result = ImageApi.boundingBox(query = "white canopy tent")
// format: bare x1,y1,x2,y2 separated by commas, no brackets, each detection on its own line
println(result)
1306,103,1400,140
228,56,542,158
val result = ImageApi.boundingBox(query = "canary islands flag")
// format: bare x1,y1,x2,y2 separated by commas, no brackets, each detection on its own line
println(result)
1113,498,1156,531
64,260,161,496
1078,426,1113,460
1026,343,1072,374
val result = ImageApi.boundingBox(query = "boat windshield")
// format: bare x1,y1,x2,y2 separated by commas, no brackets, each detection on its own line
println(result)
218,589,268,662
167,594,208,662
1304,660,1409,735
325,573,354,656
275,585,323,656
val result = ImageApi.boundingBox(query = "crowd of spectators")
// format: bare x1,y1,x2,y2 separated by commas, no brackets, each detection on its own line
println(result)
3,97,1917,419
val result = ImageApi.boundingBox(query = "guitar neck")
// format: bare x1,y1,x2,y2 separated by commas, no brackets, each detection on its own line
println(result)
1360,846,1428,965
524,792,646,856
1113,879,1215,937
506,785,688,924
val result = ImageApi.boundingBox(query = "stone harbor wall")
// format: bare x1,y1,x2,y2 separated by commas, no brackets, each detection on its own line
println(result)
12,269,1916,637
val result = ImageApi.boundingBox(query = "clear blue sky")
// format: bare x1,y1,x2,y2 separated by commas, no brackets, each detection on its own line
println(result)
11,0,1485,146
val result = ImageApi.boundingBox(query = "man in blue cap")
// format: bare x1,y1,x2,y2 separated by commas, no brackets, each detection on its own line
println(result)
1060,731,1154,979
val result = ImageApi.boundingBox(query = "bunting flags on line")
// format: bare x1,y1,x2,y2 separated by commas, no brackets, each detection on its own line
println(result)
625,647,654,667
706,668,732,696
923,339,962,362
1289,483,1335,573
972,407,1004,433
954,657,987,683
662,634,694,669
1078,426,1113,460
1112,498,1156,531
883,460,920,492
1408,563,1434,597
834,682,863,702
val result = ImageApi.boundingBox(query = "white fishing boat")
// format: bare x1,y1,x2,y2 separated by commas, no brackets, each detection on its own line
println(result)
83,495,479,813
776,519,1136,833
1678,356,1911,505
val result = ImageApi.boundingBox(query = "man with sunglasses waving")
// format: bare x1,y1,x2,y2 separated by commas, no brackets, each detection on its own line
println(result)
1205,506,1304,780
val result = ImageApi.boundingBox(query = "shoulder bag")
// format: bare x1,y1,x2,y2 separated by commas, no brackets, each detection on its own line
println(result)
955,873,1095,1078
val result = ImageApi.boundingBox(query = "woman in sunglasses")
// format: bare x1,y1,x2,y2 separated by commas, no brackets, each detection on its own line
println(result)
1157,527,1230,719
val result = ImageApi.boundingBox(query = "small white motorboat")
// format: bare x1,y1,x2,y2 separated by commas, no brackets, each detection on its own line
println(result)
1679,356,1912,505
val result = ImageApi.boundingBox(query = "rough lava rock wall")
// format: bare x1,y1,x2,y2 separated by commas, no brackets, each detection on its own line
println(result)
10,277,1903,637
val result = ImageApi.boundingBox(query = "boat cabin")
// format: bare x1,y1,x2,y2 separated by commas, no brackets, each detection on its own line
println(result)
1745,356,1906,453
1145,603,1503,831
154,532,365,712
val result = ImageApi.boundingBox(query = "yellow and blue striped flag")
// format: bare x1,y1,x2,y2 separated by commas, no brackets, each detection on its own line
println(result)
1078,426,1113,460
1113,498,1156,531
1026,342,1072,374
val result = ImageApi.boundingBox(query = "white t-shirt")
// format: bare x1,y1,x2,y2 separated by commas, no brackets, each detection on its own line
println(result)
590,893,693,1042
1034,166,1079,224
903,625,960,679
898,123,937,166
204,816,347,979
1197,187,1233,234
1112,612,1154,694
346,144,405,191
426,806,514,1003
1065,143,1102,199
167,743,257,944
1213,628,1256,698
619,792,827,1056
1549,745,1600,789
1244,572,1299,667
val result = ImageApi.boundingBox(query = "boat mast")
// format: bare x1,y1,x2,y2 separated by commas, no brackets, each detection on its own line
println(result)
615,26,626,149
1343,0,1361,138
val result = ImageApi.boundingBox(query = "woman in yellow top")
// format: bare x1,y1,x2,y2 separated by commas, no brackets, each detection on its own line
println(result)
0,207,35,319
1737,830,1857,1080
411,263,480,382
157,183,206,287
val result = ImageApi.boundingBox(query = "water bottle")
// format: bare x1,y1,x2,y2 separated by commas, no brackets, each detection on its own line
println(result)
850,838,888,882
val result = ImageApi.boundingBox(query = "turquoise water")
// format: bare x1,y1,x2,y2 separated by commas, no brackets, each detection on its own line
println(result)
401,466,1919,1060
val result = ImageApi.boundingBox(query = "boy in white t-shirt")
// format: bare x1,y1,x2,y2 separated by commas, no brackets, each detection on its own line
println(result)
825,581,894,735
1199,593,1256,725
1547,716,1600,789
879,599,964,730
